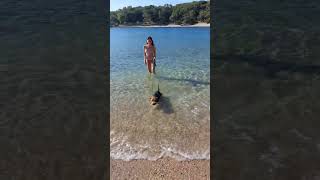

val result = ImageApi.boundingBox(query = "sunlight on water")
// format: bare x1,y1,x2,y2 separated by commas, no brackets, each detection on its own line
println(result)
110,27,210,160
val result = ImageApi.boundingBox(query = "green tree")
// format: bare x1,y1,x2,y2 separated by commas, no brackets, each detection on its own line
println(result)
183,10,197,24
110,1,210,26
170,5,184,24
158,5,172,24
117,11,125,24
143,5,160,24
110,12,119,26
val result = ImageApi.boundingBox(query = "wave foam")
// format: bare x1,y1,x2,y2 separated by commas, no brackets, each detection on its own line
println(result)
111,135,210,161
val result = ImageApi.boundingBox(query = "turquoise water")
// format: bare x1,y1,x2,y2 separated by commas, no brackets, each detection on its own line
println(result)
110,27,210,160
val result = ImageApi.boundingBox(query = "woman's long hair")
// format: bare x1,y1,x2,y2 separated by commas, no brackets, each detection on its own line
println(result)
146,36,155,46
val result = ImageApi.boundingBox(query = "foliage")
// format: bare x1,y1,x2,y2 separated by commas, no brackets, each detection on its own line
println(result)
110,1,210,26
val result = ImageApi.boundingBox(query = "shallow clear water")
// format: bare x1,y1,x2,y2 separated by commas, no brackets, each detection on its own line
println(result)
110,27,210,160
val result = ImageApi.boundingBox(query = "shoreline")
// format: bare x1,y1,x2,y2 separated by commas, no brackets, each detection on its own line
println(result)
111,158,210,179
111,23,210,28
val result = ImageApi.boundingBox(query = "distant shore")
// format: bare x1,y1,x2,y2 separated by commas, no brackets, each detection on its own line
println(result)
112,22,210,28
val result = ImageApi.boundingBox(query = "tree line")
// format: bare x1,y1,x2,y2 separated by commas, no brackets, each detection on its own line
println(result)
110,1,210,26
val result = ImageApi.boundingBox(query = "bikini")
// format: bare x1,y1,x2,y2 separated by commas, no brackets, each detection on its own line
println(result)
145,45,155,62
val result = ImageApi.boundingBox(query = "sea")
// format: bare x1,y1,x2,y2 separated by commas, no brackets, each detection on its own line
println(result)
110,27,210,161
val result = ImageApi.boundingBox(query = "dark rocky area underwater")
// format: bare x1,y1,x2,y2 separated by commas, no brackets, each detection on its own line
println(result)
213,0,320,179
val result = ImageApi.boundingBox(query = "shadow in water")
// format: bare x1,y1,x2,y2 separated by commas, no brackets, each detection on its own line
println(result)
155,75,210,86
155,96,174,114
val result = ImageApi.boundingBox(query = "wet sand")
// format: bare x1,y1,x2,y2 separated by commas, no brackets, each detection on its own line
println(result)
111,158,210,180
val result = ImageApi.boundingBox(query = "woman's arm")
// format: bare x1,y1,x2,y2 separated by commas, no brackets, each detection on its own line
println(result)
143,46,146,64
153,47,156,66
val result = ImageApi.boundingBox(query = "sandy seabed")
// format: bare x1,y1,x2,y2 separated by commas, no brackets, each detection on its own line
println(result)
111,158,210,180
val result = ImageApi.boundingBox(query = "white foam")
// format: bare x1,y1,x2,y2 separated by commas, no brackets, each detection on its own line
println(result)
110,135,210,161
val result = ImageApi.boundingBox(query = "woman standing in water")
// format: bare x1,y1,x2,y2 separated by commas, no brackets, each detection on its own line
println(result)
144,36,156,74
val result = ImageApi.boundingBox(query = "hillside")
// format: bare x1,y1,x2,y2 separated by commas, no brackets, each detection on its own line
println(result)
110,1,210,26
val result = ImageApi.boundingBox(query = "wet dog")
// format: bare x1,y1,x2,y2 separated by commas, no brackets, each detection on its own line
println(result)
149,84,162,105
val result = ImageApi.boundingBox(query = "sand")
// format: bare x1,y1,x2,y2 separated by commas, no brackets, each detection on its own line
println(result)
111,158,210,180
115,23,210,28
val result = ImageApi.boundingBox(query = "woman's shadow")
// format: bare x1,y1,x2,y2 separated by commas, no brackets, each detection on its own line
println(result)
156,75,210,87
155,96,174,114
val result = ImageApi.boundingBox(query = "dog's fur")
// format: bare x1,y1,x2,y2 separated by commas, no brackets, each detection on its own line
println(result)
149,84,162,105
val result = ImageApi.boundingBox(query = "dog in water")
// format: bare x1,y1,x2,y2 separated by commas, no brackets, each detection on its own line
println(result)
149,84,162,105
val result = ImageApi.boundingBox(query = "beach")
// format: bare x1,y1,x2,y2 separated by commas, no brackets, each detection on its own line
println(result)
111,158,210,179
114,23,210,28
110,27,210,179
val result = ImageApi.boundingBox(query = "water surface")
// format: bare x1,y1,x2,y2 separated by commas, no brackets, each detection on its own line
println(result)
110,27,210,160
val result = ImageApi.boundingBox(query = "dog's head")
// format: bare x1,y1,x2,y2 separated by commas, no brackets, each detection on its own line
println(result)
149,95,159,105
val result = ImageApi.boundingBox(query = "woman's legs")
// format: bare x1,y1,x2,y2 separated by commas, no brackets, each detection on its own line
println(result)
147,60,152,73
152,63,155,74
